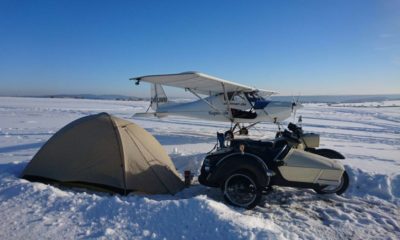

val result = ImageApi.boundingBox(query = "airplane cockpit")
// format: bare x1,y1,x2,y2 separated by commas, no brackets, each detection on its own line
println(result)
244,91,264,102
244,92,270,110
224,92,259,119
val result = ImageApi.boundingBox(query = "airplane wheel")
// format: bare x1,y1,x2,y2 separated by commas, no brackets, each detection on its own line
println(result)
239,128,248,135
224,130,234,140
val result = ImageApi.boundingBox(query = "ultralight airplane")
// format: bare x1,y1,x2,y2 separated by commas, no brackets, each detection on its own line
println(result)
130,72,301,138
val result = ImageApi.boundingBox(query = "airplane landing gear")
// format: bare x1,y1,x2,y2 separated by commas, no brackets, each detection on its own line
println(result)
239,127,248,135
225,124,249,139
224,130,234,140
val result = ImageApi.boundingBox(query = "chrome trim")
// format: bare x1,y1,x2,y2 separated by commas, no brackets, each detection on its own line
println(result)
266,170,275,177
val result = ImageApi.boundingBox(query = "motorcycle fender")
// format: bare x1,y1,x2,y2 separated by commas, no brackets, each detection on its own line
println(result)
208,153,270,187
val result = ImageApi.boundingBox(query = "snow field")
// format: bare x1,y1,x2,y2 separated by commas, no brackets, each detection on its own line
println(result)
0,97,399,239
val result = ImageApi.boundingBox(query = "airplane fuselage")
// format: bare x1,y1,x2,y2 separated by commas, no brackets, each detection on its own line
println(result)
155,94,295,124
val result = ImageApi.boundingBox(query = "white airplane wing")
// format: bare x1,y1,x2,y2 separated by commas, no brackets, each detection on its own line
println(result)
130,72,277,96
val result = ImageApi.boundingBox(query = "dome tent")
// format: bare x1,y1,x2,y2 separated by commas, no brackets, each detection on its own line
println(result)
22,113,184,195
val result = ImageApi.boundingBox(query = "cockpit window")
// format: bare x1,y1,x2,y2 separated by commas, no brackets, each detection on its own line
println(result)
227,92,246,102
245,92,265,102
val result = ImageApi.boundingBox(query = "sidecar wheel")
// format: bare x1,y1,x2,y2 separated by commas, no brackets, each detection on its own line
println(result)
314,171,349,195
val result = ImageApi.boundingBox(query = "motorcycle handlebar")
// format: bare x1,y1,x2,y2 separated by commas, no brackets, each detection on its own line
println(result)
282,130,301,144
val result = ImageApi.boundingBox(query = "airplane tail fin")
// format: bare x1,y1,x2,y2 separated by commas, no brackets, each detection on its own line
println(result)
150,83,168,110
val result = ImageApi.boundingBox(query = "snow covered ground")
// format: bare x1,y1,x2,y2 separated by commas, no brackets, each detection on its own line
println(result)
0,96,399,239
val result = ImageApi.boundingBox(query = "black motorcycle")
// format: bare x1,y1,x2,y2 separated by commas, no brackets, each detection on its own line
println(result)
198,123,349,209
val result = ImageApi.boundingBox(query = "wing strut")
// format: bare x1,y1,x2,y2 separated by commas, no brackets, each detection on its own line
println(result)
221,83,234,121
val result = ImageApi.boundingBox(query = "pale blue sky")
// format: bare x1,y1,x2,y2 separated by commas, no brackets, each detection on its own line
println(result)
0,0,399,97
